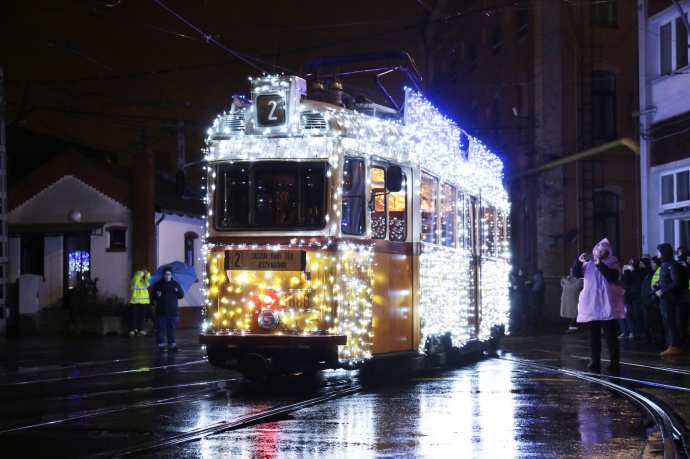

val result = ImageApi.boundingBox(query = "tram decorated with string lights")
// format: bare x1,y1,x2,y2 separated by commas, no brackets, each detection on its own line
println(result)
187,65,511,380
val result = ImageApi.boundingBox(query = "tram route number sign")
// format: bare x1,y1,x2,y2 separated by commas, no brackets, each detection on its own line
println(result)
225,250,306,271
256,94,285,126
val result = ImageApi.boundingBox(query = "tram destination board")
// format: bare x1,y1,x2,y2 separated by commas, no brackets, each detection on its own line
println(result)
225,250,306,271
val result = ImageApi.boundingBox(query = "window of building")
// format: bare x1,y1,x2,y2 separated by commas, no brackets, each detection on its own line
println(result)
663,218,690,249
20,233,44,275
421,172,438,244
661,169,690,208
491,26,501,56
591,0,618,28
593,191,620,256
660,15,689,75
591,71,617,140
517,8,528,38
106,226,127,252
184,232,198,265
64,231,91,292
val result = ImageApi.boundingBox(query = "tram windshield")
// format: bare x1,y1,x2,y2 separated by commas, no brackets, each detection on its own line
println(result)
214,161,328,230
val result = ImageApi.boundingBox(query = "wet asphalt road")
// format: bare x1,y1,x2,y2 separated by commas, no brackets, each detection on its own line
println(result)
0,326,687,458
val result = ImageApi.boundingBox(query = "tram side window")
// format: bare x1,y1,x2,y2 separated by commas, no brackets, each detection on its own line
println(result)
483,205,496,256
497,210,507,255
441,183,456,247
370,167,386,239
342,157,366,235
458,191,474,253
421,172,438,244
389,171,407,241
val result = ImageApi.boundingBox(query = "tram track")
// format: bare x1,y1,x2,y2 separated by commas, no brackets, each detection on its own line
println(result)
0,359,210,389
502,355,690,459
82,382,363,459
0,384,224,435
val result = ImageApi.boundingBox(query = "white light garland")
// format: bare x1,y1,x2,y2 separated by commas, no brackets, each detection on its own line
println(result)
200,75,511,366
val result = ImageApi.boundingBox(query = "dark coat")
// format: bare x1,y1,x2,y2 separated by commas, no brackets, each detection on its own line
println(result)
656,243,683,301
150,279,185,317
620,267,646,302
640,270,656,307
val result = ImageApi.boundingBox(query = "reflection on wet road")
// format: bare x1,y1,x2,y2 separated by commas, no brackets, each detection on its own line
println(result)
2,330,685,458
195,359,647,459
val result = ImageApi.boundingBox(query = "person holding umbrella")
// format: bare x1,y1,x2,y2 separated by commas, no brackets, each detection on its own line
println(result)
150,266,185,352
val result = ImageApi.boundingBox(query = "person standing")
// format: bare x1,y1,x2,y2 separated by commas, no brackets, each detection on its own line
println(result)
571,238,625,371
560,273,583,333
654,243,684,356
619,259,642,339
509,267,530,335
675,250,690,344
129,265,150,337
530,269,545,334
151,267,184,352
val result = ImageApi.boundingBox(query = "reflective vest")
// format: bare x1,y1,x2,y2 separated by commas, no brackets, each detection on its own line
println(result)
130,270,151,304
651,267,660,286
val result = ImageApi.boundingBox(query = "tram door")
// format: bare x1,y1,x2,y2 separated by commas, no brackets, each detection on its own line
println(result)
370,163,414,354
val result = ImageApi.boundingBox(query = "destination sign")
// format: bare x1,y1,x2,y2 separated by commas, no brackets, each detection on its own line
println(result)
225,250,306,271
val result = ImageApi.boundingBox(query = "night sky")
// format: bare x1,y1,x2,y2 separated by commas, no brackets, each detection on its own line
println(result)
0,1,431,172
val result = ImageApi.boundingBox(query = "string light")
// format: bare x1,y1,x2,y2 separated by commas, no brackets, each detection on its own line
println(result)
201,75,511,366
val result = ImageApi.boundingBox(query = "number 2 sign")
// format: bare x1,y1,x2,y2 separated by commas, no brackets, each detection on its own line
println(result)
257,94,285,126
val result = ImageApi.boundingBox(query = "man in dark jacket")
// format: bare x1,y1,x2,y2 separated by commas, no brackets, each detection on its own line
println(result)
151,267,185,352
654,243,684,356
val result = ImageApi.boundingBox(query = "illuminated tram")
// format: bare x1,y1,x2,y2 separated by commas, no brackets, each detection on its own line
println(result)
189,71,511,380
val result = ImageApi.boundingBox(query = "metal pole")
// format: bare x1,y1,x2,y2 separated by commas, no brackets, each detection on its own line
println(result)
507,137,640,180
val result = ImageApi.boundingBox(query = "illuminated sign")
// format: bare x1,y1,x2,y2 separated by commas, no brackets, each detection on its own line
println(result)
225,250,306,271
256,94,285,126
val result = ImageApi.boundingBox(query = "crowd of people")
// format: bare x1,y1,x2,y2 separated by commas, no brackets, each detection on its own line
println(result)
571,241,690,366
511,239,689,369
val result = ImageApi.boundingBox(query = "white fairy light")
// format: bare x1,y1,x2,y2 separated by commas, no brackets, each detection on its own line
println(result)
200,75,511,366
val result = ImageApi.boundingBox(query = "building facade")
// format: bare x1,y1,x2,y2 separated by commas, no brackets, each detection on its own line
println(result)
6,149,205,334
638,0,690,254
425,0,642,321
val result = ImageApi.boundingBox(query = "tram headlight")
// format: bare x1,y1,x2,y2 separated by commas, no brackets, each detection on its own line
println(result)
257,309,280,331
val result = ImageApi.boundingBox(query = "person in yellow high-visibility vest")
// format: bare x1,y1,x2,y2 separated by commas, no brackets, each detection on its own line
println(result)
129,265,151,337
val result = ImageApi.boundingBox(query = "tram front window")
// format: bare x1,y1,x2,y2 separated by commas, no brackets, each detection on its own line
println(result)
215,161,327,230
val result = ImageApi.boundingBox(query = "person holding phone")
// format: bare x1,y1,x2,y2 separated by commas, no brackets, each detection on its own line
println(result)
571,238,626,371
